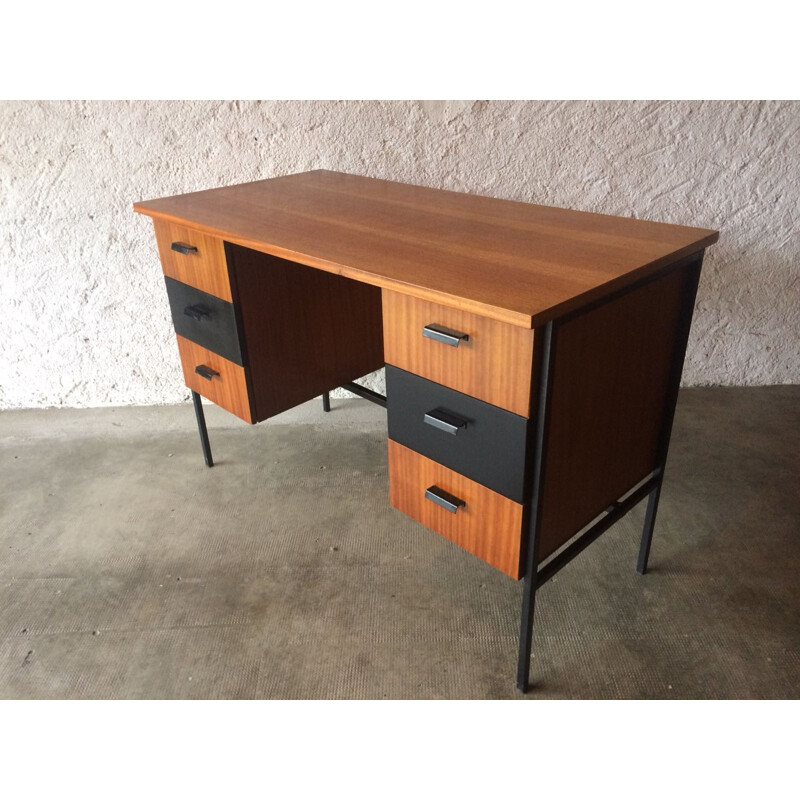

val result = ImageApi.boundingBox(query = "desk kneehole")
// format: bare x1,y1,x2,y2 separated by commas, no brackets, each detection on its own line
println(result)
388,440,524,579
176,335,253,423
382,290,535,417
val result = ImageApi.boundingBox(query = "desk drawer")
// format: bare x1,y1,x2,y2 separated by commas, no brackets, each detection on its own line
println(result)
388,440,524,579
165,277,244,366
382,291,535,417
154,219,232,301
386,366,528,502
176,335,253,423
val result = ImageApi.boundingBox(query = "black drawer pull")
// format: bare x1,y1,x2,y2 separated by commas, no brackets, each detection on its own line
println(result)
425,485,465,514
184,303,212,321
194,364,220,380
171,242,198,255
424,409,468,435
422,324,469,347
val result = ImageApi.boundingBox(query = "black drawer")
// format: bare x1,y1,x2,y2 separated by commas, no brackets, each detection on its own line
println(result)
386,365,529,502
165,276,244,366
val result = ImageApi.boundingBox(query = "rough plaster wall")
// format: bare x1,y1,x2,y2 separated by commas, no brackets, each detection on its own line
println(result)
1,100,798,410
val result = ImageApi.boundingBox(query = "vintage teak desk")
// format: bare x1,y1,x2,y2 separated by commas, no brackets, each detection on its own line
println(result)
134,170,719,692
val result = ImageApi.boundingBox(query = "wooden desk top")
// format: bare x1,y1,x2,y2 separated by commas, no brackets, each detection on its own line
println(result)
134,170,718,328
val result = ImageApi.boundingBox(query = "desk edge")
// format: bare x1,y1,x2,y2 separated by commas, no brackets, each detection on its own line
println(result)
133,203,718,329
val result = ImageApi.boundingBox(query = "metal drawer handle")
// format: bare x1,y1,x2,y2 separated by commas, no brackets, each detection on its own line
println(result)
422,324,469,347
424,409,468,435
194,364,220,380
425,485,465,514
171,242,198,255
184,303,212,321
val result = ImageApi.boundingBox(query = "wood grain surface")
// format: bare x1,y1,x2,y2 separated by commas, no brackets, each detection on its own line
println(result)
136,170,719,327
176,335,253,423
154,219,232,301
388,440,524,579
383,290,535,416
537,262,693,561
227,244,384,422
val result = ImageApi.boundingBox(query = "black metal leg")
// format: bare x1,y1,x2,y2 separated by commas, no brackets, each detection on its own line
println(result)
637,475,663,574
322,391,331,412
191,390,213,467
517,321,555,693
636,255,702,576
517,569,540,693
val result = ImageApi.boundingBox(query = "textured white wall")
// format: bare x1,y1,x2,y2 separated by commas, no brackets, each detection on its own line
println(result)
1,100,798,410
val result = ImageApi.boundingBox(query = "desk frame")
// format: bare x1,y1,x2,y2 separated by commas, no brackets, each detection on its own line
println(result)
135,170,717,694
187,250,704,694
517,253,703,691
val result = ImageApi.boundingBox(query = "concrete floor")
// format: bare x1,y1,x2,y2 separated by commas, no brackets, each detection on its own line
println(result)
1,388,798,699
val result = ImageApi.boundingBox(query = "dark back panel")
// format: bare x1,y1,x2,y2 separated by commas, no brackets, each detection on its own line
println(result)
386,366,529,502
538,263,693,561
228,244,384,423
165,276,244,366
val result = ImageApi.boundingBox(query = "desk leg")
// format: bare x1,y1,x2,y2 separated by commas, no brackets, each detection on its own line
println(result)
637,477,663,574
322,392,331,413
192,390,214,467
517,321,554,693
517,566,540,693
636,254,703,576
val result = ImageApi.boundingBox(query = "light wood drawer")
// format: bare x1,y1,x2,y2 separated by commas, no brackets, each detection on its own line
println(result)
382,290,535,417
388,440,524,579
176,335,253,423
154,219,232,301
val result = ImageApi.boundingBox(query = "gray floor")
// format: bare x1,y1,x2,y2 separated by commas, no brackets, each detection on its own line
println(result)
1,388,798,699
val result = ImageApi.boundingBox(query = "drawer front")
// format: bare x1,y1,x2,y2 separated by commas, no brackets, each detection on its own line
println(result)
388,440,524,579
165,277,244,366
154,219,232,301
176,335,253,423
382,290,535,417
386,366,528,502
